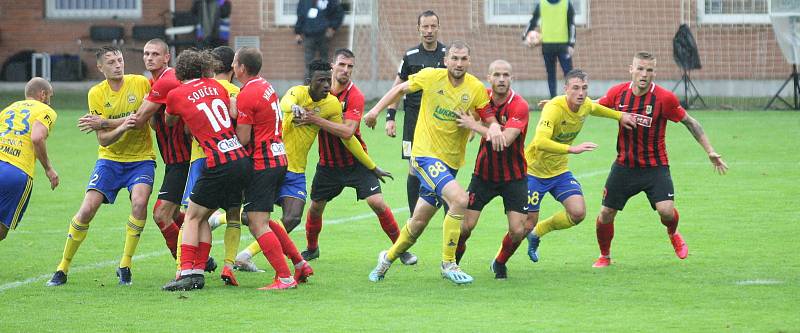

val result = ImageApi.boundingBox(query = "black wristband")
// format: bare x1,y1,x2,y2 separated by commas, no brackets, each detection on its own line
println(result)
386,108,397,121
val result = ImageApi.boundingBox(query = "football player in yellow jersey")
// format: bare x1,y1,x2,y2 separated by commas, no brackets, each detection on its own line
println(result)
233,60,391,278
0,78,59,242
363,41,504,285
48,46,155,287
523,69,635,263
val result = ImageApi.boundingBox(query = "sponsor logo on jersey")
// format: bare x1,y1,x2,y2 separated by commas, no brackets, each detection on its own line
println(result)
632,114,653,127
217,136,243,152
432,105,458,122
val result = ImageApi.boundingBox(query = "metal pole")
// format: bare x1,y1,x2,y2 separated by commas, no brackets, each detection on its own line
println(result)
370,0,378,86
348,1,356,51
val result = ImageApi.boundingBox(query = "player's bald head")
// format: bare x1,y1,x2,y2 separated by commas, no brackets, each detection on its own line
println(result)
488,59,512,74
145,39,169,54
25,77,52,98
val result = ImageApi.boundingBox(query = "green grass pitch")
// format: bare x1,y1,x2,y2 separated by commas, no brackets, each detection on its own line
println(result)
0,104,798,332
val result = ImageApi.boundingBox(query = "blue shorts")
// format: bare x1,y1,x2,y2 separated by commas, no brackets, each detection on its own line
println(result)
87,159,156,204
277,171,307,204
412,157,458,208
525,171,583,212
182,158,207,207
0,161,33,230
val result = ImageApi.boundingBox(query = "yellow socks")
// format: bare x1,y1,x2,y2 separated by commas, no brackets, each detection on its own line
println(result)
175,227,183,270
245,240,261,257
223,221,241,266
57,217,90,273
441,213,463,263
387,222,418,261
533,210,575,238
120,215,145,268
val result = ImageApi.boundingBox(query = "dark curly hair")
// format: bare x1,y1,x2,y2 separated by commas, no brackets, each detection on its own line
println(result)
308,59,332,75
175,49,214,81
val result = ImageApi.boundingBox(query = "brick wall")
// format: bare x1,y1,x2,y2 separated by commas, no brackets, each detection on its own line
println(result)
0,0,192,80
0,0,788,83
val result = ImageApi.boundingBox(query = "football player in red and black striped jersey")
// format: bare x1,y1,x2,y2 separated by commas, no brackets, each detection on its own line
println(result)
454,60,530,279
592,51,728,268
231,47,300,290
162,50,251,291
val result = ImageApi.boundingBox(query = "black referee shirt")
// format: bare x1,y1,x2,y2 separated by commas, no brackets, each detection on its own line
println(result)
397,42,447,115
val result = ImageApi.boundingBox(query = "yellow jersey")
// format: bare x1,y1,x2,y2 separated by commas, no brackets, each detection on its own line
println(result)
190,79,240,162
0,99,57,178
408,68,490,169
526,96,621,178
88,74,154,162
279,85,375,173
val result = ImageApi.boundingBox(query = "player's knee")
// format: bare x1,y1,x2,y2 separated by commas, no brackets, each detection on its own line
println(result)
282,215,302,232
509,223,526,240
598,207,617,224
657,207,674,221
308,201,325,217
567,209,586,225
0,227,7,242
74,209,96,224
449,193,468,211
131,201,149,219
366,197,386,213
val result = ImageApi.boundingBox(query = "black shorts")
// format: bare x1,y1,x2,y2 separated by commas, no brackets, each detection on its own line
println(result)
243,166,287,213
602,163,675,211
310,164,381,202
466,175,528,214
158,162,190,204
401,108,419,160
190,158,252,211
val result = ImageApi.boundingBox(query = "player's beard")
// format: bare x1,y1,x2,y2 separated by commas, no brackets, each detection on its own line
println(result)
449,68,465,80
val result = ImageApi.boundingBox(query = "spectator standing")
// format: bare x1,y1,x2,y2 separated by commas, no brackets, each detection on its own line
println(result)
295,0,344,80
523,0,576,98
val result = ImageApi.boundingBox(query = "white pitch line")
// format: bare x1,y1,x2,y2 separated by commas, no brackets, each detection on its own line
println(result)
735,279,783,286
0,207,410,292
3,168,615,292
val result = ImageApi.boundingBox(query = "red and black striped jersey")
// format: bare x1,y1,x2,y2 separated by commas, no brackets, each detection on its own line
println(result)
146,67,192,164
317,82,367,168
236,77,287,170
598,82,686,168
166,78,248,168
473,89,529,182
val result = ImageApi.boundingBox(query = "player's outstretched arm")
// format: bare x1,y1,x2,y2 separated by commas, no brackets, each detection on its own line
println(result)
340,135,377,170
132,99,163,128
456,112,512,151
680,114,728,174
385,76,405,137
96,116,136,147
588,103,631,128
591,103,637,130
77,114,126,133
298,113,357,139
364,81,410,129
31,121,58,190
531,104,597,155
